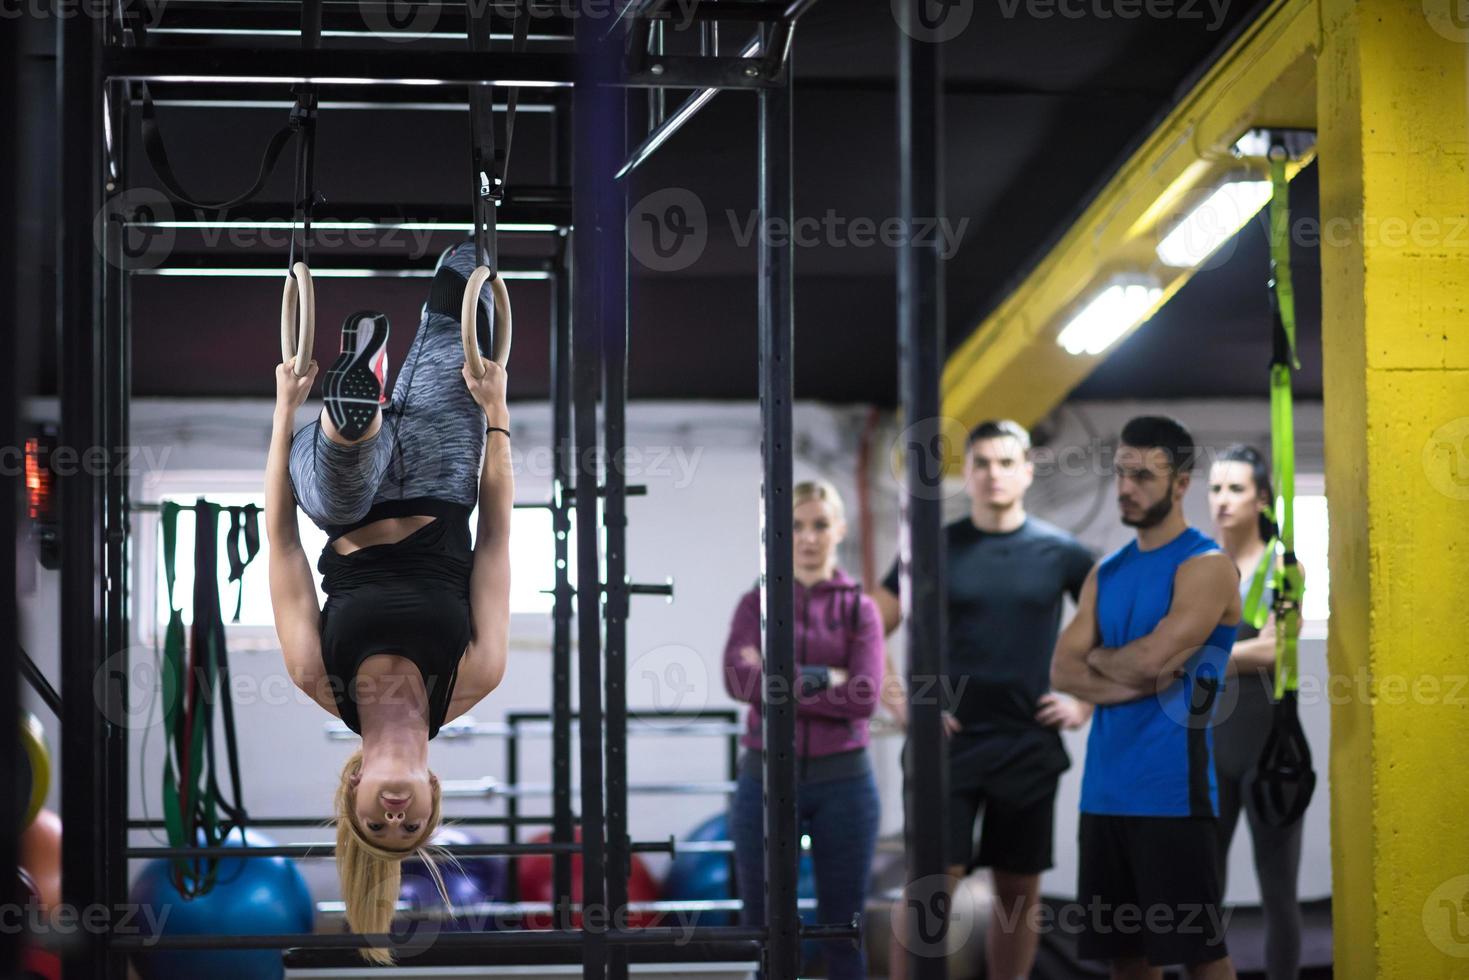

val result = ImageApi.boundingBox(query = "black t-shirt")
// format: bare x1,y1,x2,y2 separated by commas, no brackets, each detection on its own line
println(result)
883,516,1093,804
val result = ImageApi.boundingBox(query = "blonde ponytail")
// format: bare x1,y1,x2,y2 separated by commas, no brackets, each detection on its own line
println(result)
334,749,447,965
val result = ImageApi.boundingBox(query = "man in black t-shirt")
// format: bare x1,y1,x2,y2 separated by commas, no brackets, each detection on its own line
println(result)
876,419,1094,980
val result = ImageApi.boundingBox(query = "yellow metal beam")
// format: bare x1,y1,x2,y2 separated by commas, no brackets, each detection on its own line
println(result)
1318,1,1469,975
941,0,1319,430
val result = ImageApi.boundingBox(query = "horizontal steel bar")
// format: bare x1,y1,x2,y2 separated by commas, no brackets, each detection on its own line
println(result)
126,814,555,829
105,47,577,85
438,779,737,798
117,926,768,952
563,483,648,500
131,267,554,279
314,897,807,916
114,922,859,952
627,52,782,89
106,46,784,89
117,190,571,224
125,839,674,860
327,718,742,740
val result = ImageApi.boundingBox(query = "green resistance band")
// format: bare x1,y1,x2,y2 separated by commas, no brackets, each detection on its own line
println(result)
159,501,226,897
1266,149,1305,700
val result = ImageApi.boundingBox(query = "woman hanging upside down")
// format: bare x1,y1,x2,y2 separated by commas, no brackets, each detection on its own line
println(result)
263,241,512,963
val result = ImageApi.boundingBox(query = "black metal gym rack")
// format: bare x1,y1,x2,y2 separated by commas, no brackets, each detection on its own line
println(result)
31,2,951,979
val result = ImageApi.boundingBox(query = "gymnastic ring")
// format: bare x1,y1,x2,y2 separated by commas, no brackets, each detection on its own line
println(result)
280,262,315,378
20,711,50,830
462,266,513,379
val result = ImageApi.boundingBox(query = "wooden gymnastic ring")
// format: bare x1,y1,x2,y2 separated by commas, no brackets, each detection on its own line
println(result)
280,262,315,378
462,266,512,379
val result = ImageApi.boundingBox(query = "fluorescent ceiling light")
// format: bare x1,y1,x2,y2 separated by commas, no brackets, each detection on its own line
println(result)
136,76,569,88
134,221,562,233
136,268,552,280
149,29,564,42
1155,179,1273,268
1056,279,1161,357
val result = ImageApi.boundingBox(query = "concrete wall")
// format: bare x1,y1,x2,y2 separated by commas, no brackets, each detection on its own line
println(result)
17,396,1329,910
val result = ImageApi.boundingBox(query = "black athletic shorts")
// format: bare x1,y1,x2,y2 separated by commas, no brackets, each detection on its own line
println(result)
948,783,1057,875
1075,813,1229,967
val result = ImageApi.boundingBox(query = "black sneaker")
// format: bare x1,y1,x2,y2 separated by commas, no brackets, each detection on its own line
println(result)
324,311,390,441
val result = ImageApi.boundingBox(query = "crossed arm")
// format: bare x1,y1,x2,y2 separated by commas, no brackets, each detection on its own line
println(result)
1050,553,1240,705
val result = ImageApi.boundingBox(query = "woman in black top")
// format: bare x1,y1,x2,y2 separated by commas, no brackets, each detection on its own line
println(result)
264,243,512,962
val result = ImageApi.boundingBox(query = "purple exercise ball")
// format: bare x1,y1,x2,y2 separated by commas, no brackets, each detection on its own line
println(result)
397,826,507,930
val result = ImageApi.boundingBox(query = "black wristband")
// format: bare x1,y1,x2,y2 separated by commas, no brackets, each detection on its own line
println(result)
486,426,510,439
797,664,831,696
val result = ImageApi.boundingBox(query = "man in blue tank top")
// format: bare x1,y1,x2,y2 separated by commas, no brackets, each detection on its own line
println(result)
1051,416,1242,979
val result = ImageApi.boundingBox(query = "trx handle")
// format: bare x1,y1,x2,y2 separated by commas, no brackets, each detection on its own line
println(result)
280,262,316,378
1251,691,1316,828
462,268,513,377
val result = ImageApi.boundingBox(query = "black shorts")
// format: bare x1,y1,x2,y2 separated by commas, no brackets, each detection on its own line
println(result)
1075,813,1229,967
947,783,1057,875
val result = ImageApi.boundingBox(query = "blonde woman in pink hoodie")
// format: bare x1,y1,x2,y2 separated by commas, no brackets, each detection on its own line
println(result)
722,478,885,980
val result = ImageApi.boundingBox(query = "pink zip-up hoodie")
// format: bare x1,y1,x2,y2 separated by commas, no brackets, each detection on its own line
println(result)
722,567,885,760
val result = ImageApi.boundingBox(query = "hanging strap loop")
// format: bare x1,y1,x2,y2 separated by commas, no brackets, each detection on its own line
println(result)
1251,137,1316,830
461,3,529,373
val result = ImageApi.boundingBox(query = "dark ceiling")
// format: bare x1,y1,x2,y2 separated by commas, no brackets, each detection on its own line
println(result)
23,0,1320,406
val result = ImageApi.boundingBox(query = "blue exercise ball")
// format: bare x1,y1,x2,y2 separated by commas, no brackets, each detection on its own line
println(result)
398,826,507,931
664,813,815,929
129,828,313,980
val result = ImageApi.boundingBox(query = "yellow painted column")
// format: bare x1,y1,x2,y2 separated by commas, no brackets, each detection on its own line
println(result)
1317,1,1469,977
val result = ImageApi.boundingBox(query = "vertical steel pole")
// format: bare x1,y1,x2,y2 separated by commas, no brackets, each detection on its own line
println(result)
59,13,119,980
550,96,576,931
0,18,23,978
101,70,133,980
757,51,800,980
898,7,950,980
573,15,614,980
601,86,632,980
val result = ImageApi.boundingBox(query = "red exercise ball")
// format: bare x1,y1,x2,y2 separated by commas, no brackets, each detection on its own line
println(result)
516,829,661,929
21,944,61,980
19,809,61,912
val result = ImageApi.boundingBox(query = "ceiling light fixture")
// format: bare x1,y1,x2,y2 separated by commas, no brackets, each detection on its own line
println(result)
1056,278,1162,357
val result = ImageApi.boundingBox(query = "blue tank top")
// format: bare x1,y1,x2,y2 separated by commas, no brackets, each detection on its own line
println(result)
1079,527,1238,817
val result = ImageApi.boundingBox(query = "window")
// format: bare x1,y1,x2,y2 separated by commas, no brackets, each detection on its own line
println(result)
154,492,328,629
1292,493,1330,625
505,505,577,615
151,493,570,632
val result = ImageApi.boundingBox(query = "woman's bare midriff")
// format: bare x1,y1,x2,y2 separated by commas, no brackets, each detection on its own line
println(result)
331,515,436,555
